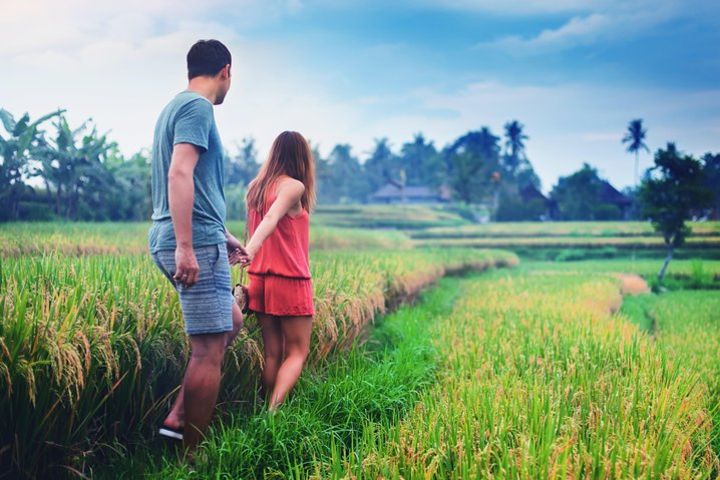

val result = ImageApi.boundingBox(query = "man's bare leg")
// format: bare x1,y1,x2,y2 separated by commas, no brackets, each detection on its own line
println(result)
181,332,227,456
225,302,244,348
163,303,243,431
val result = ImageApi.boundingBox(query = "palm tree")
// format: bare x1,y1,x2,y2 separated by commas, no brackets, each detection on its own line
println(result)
622,119,649,187
503,120,528,174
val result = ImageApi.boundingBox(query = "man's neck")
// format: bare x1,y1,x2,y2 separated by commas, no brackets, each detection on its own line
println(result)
186,78,217,104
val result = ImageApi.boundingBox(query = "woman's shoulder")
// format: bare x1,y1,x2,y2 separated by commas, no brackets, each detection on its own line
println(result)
276,176,305,195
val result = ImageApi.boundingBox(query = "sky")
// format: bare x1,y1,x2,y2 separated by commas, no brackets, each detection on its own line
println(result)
2,0,719,192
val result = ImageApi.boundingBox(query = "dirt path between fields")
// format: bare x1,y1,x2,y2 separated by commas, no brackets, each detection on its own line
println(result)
617,273,650,295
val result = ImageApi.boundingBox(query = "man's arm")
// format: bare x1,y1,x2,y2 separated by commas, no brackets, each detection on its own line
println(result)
225,228,247,256
168,143,200,287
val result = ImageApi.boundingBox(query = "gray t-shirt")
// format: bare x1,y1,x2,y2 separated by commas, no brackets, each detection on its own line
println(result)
148,91,226,253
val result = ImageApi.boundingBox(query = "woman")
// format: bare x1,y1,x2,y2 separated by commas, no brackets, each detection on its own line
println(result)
230,131,316,411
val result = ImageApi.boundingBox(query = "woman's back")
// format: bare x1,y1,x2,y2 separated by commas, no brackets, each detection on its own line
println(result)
246,177,311,279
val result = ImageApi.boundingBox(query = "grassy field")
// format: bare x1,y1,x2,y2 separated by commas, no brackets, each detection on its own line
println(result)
101,263,720,478
11,216,717,259
622,290,720,392
2,217,719,478
622,290,720,454
0,221,413,256
98,274,467,478
412,221,720,238
411,221,720,261
526,258,720,290
313,204,470,229
0,224,516,478
319,266,719,478
414,235,720,249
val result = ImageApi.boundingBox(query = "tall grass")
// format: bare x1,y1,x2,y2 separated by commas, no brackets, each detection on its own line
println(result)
313,204,470,230
412,221,720,239
0,222,413,256
0,248,517,478
321,269,719,478
622,290,720,454
414,235,720,249
526,259,720,289
98,276,465,478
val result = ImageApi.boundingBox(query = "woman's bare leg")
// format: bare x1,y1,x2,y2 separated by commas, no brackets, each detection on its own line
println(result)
258,313,284,400
268,315,312,410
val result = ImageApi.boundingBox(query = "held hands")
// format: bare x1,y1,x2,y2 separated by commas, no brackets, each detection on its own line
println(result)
229,247,252,268
226,231,247,255
226,230,251,267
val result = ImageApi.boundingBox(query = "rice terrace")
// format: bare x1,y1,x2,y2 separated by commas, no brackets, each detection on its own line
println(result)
2,1,720,479
2,210,720,478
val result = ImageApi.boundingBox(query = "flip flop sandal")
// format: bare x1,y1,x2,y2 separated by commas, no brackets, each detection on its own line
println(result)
233,283,250,313
159,424,184,441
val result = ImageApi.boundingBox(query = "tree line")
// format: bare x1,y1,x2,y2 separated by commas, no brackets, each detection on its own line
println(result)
1,108,718,223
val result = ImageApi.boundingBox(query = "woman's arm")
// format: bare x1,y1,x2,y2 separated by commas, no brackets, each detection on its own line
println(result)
235,179,304,266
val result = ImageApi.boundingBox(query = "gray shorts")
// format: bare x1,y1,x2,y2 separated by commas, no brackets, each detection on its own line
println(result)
151,243,234,335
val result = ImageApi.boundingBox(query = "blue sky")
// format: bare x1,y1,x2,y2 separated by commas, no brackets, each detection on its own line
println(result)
2,0,719,192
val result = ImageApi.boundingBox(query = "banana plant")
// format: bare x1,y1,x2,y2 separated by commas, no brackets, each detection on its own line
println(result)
35,115,115,219
0,108,64,220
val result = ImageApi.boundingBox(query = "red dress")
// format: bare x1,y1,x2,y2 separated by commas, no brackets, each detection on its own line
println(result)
246,179,314,317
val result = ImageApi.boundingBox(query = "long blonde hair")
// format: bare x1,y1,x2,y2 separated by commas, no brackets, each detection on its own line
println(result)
246,131,316,213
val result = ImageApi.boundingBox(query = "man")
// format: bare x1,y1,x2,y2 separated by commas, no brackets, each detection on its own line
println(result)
148,39,245,457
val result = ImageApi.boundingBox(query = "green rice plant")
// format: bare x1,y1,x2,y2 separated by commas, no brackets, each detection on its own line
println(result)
622,290,720,455
525,259,720,290
0,222,414,256
412,221,720,239
320,269,718,478
94,274,465,479
552,247,619,262
414,235,720,250
689,259,714,288
309,226,413,250
313,204,470,230
0,247,517,478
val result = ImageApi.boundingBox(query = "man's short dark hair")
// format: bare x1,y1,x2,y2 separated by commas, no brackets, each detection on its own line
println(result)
187,39,231,80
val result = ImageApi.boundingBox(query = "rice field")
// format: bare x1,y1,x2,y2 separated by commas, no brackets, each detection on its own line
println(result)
0,223,516,478
313,204,470,229
525,258,720,290
411,221,720,261
317,266,719,478
412,221,720,239
106,261,720,478
2,219,719,479
414,234,720,249
0,221,413,256
621,290,720,453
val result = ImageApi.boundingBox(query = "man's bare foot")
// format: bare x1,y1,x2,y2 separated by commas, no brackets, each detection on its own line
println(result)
162,414,185,431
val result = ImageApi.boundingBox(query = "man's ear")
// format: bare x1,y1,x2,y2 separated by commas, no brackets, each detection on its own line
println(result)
222,64,231,79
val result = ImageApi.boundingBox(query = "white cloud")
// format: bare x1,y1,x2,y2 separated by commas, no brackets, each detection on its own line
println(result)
416,0,611,15
0,0,302,56
475,0,682,53
0,0,309,155
2,0,718,195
